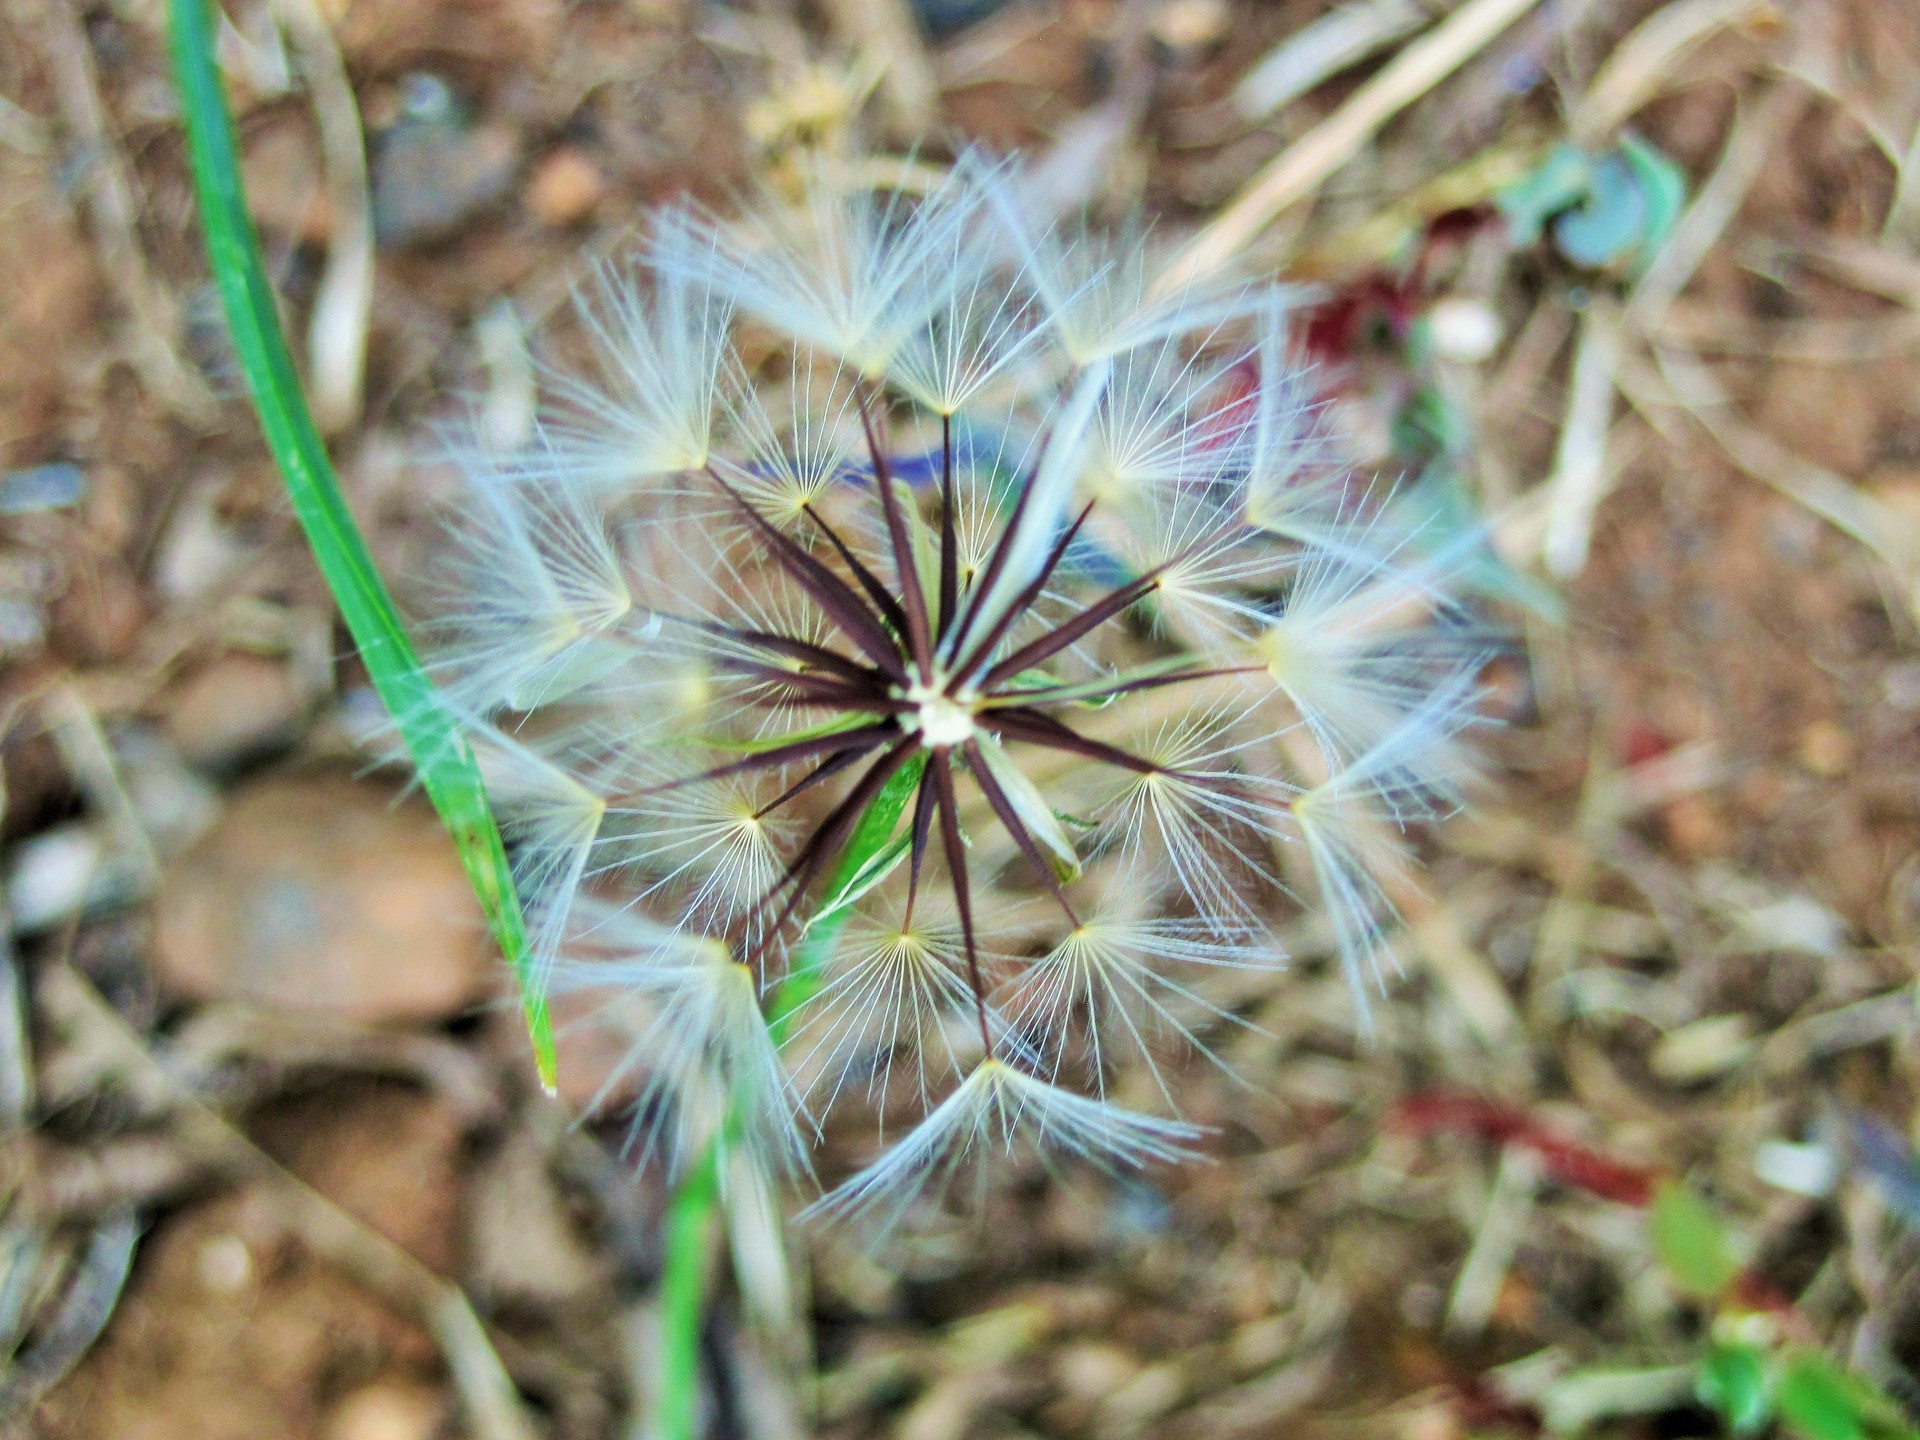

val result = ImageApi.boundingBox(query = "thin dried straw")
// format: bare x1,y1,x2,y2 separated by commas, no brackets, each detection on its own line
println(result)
1156,0,1544,291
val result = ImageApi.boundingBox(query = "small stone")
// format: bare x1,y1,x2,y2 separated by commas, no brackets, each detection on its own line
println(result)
318,1382,447,1440
1659,793,1729,858
5,822,148,933
1797,718,1853,777
1753,1139,1838,1197
6,825,101,931
163,653,309,772
0,598,44,657
525,146,606,227
197,1233,255,1294
117,725,222,856
373,105,520,248
0,461,85,515
1884,664,1920,709
154,774,492,1023
1150,0,1229,55
153,478,257,605
1427,297,1503,363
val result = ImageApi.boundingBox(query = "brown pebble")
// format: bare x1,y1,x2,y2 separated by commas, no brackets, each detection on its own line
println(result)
1659,793,1730,858
154,774,492,1023
318,1382,447,1440
526,146,606,227
1797,718,1853,777
163,653,308,771
1150,0,1229,54
373,120,520,248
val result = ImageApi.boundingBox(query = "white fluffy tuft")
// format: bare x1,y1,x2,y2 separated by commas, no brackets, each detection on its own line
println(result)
412,145,1496,1226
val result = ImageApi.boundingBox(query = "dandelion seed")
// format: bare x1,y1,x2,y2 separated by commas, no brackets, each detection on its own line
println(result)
971,160,1269,365
782,904,979,1114
809,1057,1204,1232
551,903,808,1176
419,148,1494,1224
996,911,1277,1103
426,435,644,713
659,160,982,376
1289,677,1485,1011
545,217,734,486
720,354,866,524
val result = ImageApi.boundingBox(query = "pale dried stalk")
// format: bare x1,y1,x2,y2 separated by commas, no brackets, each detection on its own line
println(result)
1571,0,1780,144
815,0,939,138
1444,1144,1539,1338
270,0,375,436
1231,0,1429,122
1156,0,1543,291
36,0,219,426
1541,298,1624,581
1627,80,1806,327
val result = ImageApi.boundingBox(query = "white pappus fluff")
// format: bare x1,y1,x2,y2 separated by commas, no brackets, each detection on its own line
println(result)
417,148,1496,1229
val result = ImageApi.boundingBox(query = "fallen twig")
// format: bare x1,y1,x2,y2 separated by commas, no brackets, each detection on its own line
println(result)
1542,297,1624,580
34,0,219,426
270,0,375,436
1571,0,1780,144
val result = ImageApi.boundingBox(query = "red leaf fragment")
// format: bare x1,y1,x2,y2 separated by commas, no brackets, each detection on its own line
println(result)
1391,1092,1659,1206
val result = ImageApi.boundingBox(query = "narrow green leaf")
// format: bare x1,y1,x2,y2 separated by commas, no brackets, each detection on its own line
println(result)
166,0,554,1088
652,1136,723,1440
1699,1341,1773,1436
979,654,1201,709
800,830,910,940
1777,1352,1920,1440
1650,1181,1739,1300
699,712,877,754
770,752,929,1038
1776,1355,1870,1440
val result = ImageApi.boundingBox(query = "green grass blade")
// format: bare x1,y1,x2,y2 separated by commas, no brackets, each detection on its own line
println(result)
652,1136,723,1440
166,0,556,1090
652,754,929,1439
767,753,928,1041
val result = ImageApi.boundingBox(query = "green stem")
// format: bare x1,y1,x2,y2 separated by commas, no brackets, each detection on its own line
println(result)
650,754,929,1436
652,1137,723,1440
165,0,555,1088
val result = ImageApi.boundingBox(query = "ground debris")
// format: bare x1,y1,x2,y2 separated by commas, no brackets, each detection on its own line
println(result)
5,0,1920,1435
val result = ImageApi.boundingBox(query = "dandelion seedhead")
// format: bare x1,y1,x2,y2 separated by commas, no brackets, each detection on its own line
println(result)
421,152,1493,1226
